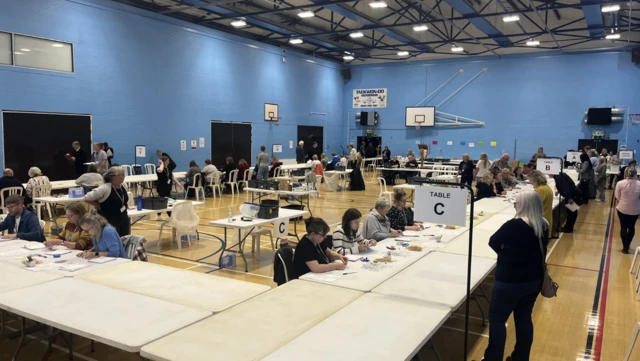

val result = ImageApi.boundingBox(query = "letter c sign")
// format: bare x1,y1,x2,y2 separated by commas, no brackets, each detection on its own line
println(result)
434,203,444,215
274,219,288,238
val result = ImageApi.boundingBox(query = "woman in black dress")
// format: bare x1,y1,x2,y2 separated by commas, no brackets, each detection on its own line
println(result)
156,156,183,221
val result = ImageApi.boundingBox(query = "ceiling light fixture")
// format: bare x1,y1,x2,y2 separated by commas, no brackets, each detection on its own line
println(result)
298,11,315,18
343,55,355,61
14,51,23,55
369,1,388,8
231,18,247,27
413,25,429,32
503,15,520,22
451,46,464,52
289,38,303,44
19,48,31,52
397,51,409,56
51,43,64,48
605,33,620,40
526,39,540,46
350,31,364,38
601,5,620,13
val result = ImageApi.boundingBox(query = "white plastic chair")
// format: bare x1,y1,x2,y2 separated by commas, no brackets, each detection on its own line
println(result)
206,172,223,198
240,168,253,189
0,187,23,214
377,177,393,200
39,219,45,231
224,170,240,195
32,183,53,221
185,173,205,201
158,201,199,249
121,165,133,177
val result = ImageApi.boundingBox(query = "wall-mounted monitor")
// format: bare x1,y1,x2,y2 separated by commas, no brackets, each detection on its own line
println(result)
586,108,612,125
406,106,435,127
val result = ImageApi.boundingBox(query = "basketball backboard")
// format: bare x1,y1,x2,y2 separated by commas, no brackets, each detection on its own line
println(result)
406,106,435,127
264,103,279,121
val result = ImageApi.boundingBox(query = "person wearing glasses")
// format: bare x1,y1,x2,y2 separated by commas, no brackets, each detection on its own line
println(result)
0,195,45,242
84,166,131,236
293,217,348,278
44,202,92,250
77,213,127,259
387,189,423,231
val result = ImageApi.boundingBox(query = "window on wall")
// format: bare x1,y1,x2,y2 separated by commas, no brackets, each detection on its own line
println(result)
0,31,11,65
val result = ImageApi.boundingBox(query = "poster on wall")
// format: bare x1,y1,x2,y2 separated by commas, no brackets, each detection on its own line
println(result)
190,140,197,150
353,88,387,108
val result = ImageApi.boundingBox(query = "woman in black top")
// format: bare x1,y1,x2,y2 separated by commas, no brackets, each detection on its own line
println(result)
156,156,182,220
83,167,131,236
476,173,497,200
482,191,548,361
382,146,391,162
293,217,348,278
578,153,593,205
458,153,476,187
387,189,422,231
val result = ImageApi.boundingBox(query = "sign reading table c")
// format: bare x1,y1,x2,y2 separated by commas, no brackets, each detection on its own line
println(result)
273,218,288,238
414,186,467,227
536,158,562,175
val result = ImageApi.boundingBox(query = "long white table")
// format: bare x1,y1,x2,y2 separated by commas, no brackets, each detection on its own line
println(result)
0,278,211,353
243,187,316,216
76,261,270,313
0,262,62,293
373,252,496,309
140,280,363,361
437,228,497,260
259,293,451,361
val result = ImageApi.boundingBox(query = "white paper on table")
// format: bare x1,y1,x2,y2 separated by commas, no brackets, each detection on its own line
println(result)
401,231,420,237
565,202,580,212
24,243,46,250
303,272,342,283
59,263,91,272
24,263,59,272
45,249,72,256
346,255,363,261
88,257,116,264
0,248,31,257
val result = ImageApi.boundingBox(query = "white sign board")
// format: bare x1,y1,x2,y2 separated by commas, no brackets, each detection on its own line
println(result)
620,150,634,160
199,137,205,148
180,140,187,151
536,158,562,175
273,219,288,238
289,141,293,149
135,145,146,158
190,140,197,150
468,143,475,148
272,144,283,153
566,152,581,163
414,186,467,227
353,88,387,108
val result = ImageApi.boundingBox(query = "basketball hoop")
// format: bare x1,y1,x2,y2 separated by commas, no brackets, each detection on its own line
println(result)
630,113,640,126
270,116,282,126
414,119,425,131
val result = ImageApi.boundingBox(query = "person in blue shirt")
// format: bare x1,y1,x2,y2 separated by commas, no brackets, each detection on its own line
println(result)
330,153,340,167
0,195,45,242
76,213,128,259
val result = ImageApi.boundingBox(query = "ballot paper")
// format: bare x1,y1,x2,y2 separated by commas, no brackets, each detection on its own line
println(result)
59,263,91,272
302,272,342,283
88,257,116,264
565,202,580,212
401,231,420,237
24,243,46,251
45,249,72,256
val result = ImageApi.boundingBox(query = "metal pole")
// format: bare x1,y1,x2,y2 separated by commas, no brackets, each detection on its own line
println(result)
436,68,487,108
415,69,463,106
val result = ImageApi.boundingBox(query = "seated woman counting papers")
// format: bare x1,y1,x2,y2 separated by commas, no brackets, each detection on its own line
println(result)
77,213,127,259
387,189,423,231
363,197,402,241
333,208,377,255
44,202,93,250
293,217,349,278
476,173,498,200
75,164,103,187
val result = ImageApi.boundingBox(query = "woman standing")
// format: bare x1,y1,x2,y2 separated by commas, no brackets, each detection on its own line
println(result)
77,213,128,259
348,144,357,169
578,153,594,205
84,167,131,236
332,208,376,255
44,202,93,250
481,191,548,361
529,170,553,237
458,154,476,188
387,189,423,231
595,157,607,203
156,156,182,221
476,153,492,180
293,217,348,278
382,146,391,162
614,166,640,253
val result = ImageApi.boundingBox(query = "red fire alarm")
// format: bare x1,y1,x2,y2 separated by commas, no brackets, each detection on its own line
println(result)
432,140,438,145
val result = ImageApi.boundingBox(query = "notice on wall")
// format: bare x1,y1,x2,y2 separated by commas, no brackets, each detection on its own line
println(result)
537,158,562,175
414,186,467,227
289,140,294,149
566,152,581,163
490,141,497,147
620,150,634,159
180,140,187,151
199,137,205,148
353,88,387,108
468,143,475,148
477,141,484,146
135,145,146,158
272,144,283,153
190,140,197,150
447,141,453,146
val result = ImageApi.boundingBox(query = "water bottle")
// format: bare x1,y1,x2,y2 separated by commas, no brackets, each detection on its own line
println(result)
136,184,143,211
227,208,233,223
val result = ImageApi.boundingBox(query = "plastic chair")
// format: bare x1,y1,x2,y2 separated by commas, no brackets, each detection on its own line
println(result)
158,201,199,249
238,206,274,257
631,247,640,275
240,169,253,191
623,322,640,361
39,219,45,230
206,172,223,198
185,173,205,201
32,183,53,221
121,165,133,177
224,170,240,195
0,187,23,214
377,177,393,200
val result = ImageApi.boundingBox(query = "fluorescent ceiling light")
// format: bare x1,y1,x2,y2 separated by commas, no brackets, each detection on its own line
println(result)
397,51,409,56
51,43,64,48
369,1,388,8
413,25,428,31
526,40,540,46
14,51,23,55
343,55,354,61
350,31,364,38
503,15,520,22
231,18,247,27
451,46,464,52
19,48,31,52
289,38,303,44
605,33,620,39
298,11,315,18
601,5,620,12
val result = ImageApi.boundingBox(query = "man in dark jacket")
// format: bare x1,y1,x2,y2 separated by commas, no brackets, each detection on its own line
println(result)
0,195,45,242
156,150,177,171
0,169,24,199
296,141,305,164
553,172,582,233
65,141,87,177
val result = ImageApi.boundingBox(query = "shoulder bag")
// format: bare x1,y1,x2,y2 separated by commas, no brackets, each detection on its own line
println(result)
538,234,559,298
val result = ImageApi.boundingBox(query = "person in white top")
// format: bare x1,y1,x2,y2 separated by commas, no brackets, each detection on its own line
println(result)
475,153,492,180
202,159,218,183
332,208,376,254
348,144,357,169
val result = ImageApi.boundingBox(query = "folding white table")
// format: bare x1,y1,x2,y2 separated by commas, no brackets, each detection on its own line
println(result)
140,280,363,361
437,228,497,260
259,293,451,361
474,213,515,232
76,261,270,313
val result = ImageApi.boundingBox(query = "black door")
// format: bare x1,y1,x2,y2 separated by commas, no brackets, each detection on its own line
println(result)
297,125,323,162
211,121,252,168
356,136,382,157
3,111,91,182
577,139,618,153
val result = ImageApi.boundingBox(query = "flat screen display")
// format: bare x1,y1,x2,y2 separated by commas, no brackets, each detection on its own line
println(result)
587,108,612,125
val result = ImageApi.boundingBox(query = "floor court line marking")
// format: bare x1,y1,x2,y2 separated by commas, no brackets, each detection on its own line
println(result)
440,326,489,338
546,237,561,261
5,326,99,361
546,264,599,272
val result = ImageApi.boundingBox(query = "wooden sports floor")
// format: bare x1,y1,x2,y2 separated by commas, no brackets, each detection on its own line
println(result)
2,173,640,361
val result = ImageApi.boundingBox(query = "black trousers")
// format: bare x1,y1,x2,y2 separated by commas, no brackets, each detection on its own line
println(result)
579,181,590,205
461,176,472,188
105,212,131,237
617,210,639,250
564,209,578,232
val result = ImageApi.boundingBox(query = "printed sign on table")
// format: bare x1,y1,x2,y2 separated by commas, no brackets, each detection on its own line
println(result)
620,150,634,160
566,152,581,163
352,88,387,108
414,186,467,227
273,219,288,238
537,158,562,175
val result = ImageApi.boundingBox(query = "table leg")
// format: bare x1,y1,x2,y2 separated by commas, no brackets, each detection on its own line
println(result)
217,227,228,267
11,317,26,361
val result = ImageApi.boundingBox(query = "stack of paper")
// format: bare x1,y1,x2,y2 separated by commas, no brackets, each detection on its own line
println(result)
88,257,116,264
59,263,91,272
24,243,46,251
46,249,72,256
401,231,420,237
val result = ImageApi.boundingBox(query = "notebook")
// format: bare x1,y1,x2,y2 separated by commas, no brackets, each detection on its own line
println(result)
88,257,116,264
59,263,91,272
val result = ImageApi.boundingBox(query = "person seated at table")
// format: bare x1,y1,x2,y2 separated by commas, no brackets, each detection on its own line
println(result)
84,166,131,237
0,168,24,200
333,208,376,255
476,173,498,200
387,190,423,231
330,153,340,167
44,202,92,250
202,159,218,183
405,155,418,168
339,155,348,168
390,155,400,167
77,213,127,259
293,217,348,277
500,168,518,189
221,156,236,184
268,155,283,178
515,166,529,180
0,195,45,242
75,164,103,187
493,169,507,195
25,167,51,205
185,160,202,187
237,159,250,182
363,197,402,241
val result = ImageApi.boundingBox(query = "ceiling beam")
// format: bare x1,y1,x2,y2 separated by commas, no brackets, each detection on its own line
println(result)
160,0,245,14
579,0,606,38
439,0,511,46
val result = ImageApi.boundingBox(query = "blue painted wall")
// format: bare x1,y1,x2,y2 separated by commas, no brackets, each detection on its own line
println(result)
345,52,640,163
0,0,345,171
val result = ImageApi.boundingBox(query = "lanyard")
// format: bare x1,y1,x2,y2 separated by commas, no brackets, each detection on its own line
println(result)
112,185,125,207
315,243,330,263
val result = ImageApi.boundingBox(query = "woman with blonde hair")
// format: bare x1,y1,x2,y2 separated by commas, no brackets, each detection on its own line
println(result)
528,170,553,237
476,173,497,200
45,202,92,250
476,153,491,180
